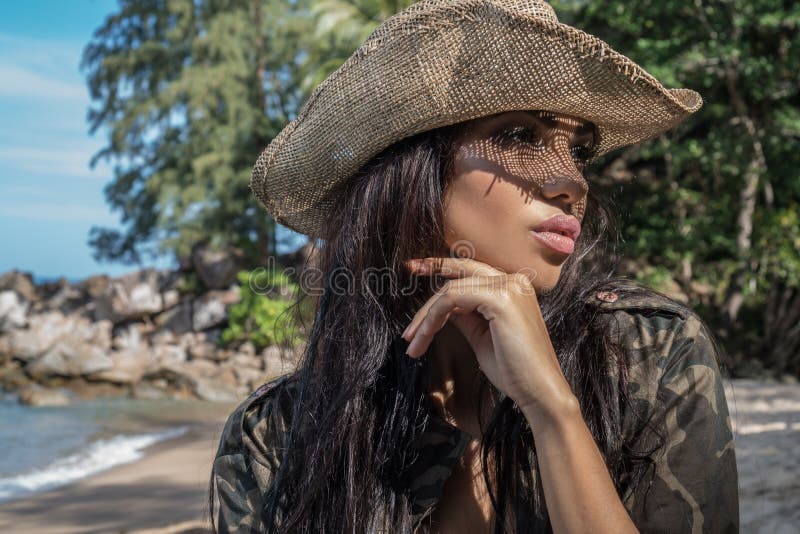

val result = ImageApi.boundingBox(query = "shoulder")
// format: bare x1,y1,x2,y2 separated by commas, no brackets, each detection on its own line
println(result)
210,374,299,531
589,288,739,530
215,372,299,462
584,284,722,406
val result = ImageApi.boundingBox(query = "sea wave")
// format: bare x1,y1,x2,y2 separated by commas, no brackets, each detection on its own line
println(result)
0,426,189,502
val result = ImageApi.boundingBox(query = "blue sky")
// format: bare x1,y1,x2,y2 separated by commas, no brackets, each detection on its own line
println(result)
0,1,304,282
0,0,141,281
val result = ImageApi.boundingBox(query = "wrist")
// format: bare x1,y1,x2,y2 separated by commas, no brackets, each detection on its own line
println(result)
519,390,581,428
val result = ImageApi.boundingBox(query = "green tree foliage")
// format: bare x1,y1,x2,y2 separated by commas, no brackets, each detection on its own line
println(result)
82,0,314,264
556,0,800,375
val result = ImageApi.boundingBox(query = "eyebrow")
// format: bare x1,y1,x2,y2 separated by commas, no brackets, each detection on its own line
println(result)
523,111,596,140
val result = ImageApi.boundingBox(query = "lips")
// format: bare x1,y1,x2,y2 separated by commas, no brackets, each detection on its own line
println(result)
530,214,581,255
531,214,581,241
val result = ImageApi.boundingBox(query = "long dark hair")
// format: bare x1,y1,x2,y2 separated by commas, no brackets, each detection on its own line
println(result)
219,119,682,532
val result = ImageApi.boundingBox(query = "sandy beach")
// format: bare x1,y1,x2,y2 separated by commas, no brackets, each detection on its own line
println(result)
0,405,234,534
1,379,798,533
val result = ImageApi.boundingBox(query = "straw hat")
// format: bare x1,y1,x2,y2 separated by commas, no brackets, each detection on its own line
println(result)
250,0,703,238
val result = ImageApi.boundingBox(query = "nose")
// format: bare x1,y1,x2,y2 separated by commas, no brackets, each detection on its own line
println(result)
535,136,589,213
539,172,588,212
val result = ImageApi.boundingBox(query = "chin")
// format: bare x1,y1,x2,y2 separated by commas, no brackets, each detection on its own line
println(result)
532,273,561,295
506,258,562,294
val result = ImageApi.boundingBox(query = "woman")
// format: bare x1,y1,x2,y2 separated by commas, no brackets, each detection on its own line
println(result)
210,1,739,532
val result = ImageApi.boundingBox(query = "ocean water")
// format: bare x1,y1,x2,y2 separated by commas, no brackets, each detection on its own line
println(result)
0,393,230,503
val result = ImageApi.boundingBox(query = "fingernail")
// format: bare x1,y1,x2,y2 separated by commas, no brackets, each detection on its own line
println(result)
405,335,418,357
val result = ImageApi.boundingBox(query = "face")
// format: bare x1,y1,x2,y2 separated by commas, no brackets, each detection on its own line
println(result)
442,110,596,292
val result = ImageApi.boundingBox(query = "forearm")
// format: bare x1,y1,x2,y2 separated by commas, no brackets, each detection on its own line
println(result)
522,396,639,534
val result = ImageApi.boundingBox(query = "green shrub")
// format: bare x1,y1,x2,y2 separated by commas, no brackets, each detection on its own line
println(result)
220,269,302,349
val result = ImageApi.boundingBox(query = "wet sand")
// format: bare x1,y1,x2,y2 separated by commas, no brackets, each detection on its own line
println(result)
0,414,230,534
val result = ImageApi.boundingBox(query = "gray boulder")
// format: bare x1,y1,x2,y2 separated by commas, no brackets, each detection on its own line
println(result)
93,269,172,323
0,270,38,303
6,311,85,361
191,244,246,290
26,338,113,379
0,290,28,332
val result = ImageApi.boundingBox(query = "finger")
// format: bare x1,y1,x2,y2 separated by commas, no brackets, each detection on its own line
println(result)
405,280,493,358
402,275,498,342
401,280,454,341
404,256,505,280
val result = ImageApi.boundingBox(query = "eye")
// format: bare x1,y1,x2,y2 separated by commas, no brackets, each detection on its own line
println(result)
492,125,545,151
571,144,594,167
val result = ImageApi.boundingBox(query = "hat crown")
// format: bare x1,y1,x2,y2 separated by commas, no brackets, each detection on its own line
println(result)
364,0,559,46
512,0,559,22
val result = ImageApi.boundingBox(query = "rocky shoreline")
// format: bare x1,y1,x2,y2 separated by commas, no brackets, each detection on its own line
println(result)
0,246,310,406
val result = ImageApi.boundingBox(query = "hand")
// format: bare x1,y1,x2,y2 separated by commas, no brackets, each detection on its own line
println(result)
401,257,576,415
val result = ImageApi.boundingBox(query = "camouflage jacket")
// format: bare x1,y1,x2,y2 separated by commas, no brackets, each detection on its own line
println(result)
210,289,739,533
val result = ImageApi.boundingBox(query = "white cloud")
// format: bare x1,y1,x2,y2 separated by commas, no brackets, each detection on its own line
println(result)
0,201,115,223
0,31,81,72
0,31,87,102
0,63,86,101
0,145,110,179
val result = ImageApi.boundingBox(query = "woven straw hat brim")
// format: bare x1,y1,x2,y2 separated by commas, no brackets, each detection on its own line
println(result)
251,0,703,238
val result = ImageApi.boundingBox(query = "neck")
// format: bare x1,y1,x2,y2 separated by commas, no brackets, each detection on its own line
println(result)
426,322,493,438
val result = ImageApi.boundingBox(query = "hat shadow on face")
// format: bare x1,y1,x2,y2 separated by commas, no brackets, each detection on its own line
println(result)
449,110,594,221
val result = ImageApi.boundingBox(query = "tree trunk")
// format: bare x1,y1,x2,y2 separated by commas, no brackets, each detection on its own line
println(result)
721,63,768,325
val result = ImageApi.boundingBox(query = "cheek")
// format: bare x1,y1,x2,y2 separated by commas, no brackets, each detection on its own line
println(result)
444,175,520,244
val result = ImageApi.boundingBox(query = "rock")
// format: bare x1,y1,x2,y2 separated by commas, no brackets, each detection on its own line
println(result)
132,381,170,400
0,270,38,303
81,380,129,399
8,313,113,364
92,320,114,351
93,269,170,323
191,244,246,290
262,345,298,376
155,301,193,334
79,274,111,299
233,366,266,389
192,290,238,331
151,330,178,346
0,361,33,391
18,385,71,407
162,289,181,310
143,358,237,402
192,376,239,402
7,311,79,361
232,352,260,369
26,338,113,379
204,328,222,343
0,290,29,332
176,331,200,352
209,362,239,389
112,323,147,351
187,359,219,380
45,283,88,315
153,344,187,367
187,340,221,362
90,347,154,384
